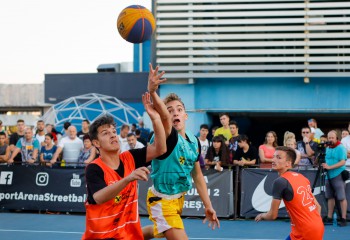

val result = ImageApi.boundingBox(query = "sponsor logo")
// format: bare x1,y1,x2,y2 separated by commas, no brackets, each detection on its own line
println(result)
70,173,81,187
36,172,49,186
0,171,13,185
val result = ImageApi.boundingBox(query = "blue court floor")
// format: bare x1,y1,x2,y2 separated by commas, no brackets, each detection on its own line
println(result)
0,212,348,240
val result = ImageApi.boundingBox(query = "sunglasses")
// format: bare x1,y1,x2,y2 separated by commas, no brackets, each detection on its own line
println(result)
302,131,310,134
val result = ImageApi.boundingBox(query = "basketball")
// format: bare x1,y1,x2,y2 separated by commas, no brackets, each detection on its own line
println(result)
117,5,156,44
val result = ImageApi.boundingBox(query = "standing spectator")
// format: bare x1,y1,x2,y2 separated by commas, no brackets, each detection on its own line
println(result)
138,118,150,144
35,120,46,147
214,113,232,145
255,146,324,240
77,119,90,140
45,124,58,144
62,121,71,137
341,122,350,168
130,123,137,134
8,127,40,165
77,134,96,166
205,136,230,171
310,127,321,143
284,138,301,166
135,129,147,146
40,133,57,167
50,126,84,166
123,133,145,151
259,131,278,169
308,118,324,140
0,132,10,164
296,127,318,169
118,124,130,152
341,129,349,140
9,119,25,163
322,130,347,227
233,135,258,168
228,120,240,161
198,124,210,160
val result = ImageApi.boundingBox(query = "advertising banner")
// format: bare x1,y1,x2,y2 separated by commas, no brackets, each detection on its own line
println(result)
139,169,234,218
0,165,86,212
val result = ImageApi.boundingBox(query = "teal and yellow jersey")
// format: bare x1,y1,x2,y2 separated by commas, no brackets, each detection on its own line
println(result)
150,128,199,195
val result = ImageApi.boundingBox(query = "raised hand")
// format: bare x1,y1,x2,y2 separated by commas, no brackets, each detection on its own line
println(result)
203,207,220,230
142,92,160,121
127,167,150,182
148,63,167,93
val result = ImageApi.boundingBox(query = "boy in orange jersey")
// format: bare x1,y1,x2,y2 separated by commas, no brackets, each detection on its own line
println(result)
255,146,324,240
82,93,166,240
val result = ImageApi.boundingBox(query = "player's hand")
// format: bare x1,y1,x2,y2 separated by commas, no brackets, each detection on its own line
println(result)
203,207,220,230
255,213,265,222
127,167,150,182
148,63,167,93
142,92,160,121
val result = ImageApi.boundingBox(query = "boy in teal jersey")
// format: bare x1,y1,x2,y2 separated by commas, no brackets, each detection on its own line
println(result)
143,64,220,240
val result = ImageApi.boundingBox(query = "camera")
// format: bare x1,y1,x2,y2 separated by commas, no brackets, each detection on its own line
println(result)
316,141,332,165
317,141,332,151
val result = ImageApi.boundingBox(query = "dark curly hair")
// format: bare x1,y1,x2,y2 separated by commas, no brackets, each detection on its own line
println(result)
89,114,116,141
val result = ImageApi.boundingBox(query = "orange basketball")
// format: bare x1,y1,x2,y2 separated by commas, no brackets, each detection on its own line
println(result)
117,5,156,44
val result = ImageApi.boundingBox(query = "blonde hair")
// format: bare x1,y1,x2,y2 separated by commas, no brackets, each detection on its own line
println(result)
283,131,295,146
285,138,296,147
163,93,185,109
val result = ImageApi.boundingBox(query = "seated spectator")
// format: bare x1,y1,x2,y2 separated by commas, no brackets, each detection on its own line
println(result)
77,134,97,166
50,126,84,166
0,132,10,164
214,113,232,145
283,131,295,146
341,129,349,140
123,133,145,151
77,119,90,140
296,127,318,169
308,118,324,140
40,133,57,167
259,131,278,169
233,135,258,168
284,138,301,166
8,127,40,165
135,129,147,146
205,135,230,171
228,121,240,161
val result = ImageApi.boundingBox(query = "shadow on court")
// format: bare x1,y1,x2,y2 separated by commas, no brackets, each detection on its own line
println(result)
0,212,348,240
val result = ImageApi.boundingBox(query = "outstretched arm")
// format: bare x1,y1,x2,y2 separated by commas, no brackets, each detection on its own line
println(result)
255,198,280,222
148,63,172,137
143,92,167,162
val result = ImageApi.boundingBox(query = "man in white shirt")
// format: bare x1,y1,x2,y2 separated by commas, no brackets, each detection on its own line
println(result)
198,124,210,160
50,125,83,166
123,133,145,151
35,120,46,148
341,122,350,168
118,124,130,152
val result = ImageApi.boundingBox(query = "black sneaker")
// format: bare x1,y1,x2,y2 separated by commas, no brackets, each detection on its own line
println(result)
323,216,333,225
339,218,347,227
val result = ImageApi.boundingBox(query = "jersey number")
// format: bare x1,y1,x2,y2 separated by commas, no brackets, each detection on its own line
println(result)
296,185,313,206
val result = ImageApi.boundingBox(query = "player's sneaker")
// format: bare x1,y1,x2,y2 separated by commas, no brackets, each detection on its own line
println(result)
339,218,347,227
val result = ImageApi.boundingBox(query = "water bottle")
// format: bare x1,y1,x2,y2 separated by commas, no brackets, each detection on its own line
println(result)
60,159,66,167
333,212,338,226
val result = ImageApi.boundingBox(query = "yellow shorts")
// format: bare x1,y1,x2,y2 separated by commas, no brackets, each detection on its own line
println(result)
146,187,185,238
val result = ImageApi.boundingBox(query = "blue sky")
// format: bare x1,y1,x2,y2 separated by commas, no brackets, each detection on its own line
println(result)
0,0,151,84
